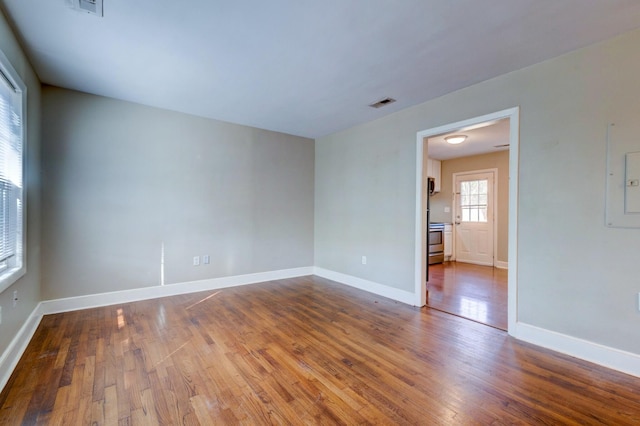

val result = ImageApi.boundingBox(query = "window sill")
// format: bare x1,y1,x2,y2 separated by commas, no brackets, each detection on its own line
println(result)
0,266,26,293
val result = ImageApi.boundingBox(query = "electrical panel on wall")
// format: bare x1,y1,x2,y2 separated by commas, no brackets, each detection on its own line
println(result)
605,123,640,228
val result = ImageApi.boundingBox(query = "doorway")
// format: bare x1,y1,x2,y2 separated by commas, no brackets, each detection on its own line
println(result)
414,108,519,333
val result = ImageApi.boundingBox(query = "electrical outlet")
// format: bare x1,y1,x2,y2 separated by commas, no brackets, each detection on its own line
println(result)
362,256,367,265
12,290,17,308
444,207,451,213
203,255,210,264
193,256,200,266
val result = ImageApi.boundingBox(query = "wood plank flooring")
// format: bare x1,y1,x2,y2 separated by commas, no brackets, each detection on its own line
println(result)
1,275,639,424
427,261,508,330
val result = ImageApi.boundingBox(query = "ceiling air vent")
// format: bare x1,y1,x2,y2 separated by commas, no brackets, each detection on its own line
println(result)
369,97,396,108
70,0,104,17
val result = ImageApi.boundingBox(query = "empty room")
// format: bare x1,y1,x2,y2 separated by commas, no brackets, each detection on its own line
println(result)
1,1,640,424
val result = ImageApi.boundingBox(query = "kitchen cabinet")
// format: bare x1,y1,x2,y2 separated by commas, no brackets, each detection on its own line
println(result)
426,158,442,193
444,223,453,259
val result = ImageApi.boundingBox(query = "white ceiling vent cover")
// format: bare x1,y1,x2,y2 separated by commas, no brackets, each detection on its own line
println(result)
70,0,103,17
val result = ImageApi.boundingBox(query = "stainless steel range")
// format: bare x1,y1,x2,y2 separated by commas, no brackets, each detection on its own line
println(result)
428,222,445,265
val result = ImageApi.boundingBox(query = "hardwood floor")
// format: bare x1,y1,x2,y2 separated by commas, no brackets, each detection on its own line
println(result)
427,261,508,330
1,276,639,424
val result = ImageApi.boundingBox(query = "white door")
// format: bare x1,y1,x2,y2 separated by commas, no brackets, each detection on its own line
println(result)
454,171,494,266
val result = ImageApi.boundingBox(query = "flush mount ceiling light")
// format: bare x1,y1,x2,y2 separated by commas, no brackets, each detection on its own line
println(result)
444,135,467,145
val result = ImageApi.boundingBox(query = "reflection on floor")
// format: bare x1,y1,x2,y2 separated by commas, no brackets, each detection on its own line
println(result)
427,261,507,330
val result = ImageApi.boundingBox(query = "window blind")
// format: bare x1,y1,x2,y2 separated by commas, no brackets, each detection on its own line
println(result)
0,63,24,282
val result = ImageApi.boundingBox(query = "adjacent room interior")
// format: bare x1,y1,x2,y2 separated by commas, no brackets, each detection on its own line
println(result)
1,1,640,423
425,119,510,330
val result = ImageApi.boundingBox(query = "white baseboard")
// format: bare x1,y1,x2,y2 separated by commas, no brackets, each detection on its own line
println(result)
1,266,313,393
513,322,640,378
40,266,314,315
0,304,43,392
4,266,639,395
314,267,419,306
495,260,508,269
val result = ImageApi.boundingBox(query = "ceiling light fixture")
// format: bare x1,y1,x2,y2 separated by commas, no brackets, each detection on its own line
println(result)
444,135,467,145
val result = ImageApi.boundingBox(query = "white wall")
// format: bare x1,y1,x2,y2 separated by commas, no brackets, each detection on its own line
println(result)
315,29,640,355
41,87,314,299
315,123,417,292
0,10,41,356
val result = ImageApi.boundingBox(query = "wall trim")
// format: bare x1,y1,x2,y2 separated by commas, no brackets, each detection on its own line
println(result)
39,266,314,315
0,303,43,392
513,322,640,378
1,266,313,392
495,260,508,269
314,267,418,306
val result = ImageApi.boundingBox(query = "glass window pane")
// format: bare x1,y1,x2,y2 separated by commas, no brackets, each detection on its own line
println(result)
479,207,487,222
460,178,491,222
479,179,488,194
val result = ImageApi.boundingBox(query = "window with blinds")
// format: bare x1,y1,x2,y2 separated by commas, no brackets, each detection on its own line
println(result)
0,52,25,292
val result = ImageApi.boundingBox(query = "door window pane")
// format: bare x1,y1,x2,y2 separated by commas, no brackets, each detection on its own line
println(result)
460,179,488,223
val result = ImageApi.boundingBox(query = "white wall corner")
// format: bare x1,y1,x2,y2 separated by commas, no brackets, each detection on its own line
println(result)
513,322,640,378
313,267,418,306
0,303,44,393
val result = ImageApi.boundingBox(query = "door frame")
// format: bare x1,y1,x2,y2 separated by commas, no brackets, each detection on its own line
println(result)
414,107,519,334
452,168,498,266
